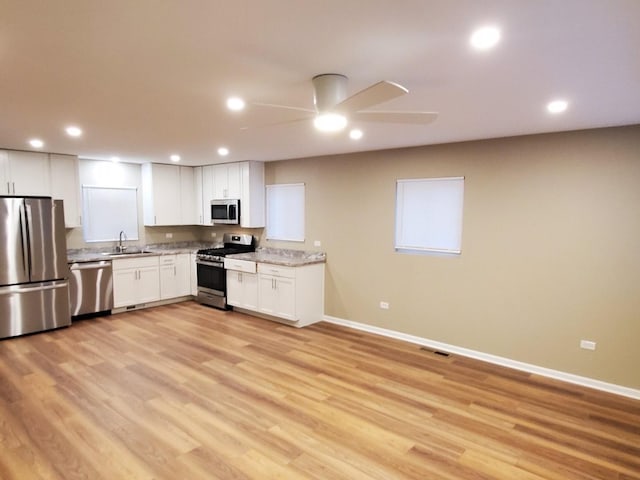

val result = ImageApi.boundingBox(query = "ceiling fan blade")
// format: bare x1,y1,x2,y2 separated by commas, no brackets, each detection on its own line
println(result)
240,102,315,129
334,81,408,114
240,115,313,130
352,110,438,124
251,102,315,114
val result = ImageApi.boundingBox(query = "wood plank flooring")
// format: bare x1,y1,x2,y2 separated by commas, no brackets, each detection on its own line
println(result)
0,301,639,479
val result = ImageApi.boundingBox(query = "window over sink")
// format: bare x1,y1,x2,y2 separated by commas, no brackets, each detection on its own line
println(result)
82,185,139,242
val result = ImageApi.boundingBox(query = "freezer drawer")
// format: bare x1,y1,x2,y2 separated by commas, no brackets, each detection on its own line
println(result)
69,261,113,316
0,280,71,339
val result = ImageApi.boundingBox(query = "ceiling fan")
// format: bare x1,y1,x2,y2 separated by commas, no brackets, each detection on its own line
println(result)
244,74,438,133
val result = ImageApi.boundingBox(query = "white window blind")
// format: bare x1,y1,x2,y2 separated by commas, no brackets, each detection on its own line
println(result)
82,185,139,242
395,177,464,254
266,183,305,242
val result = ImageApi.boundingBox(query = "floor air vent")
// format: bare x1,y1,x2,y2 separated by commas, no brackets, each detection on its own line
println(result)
420,346,451,357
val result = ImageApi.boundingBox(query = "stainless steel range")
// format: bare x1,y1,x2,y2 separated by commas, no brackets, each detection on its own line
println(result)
196,233,255,310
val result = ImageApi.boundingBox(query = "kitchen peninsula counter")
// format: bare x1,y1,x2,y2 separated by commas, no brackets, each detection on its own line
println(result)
226,247,326,267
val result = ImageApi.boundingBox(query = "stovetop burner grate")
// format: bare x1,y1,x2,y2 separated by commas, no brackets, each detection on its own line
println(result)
196,233,255,261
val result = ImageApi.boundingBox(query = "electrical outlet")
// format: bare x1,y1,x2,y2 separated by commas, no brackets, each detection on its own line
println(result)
580,339,596,350
379,301,390,310
211,232,217,237
165,232,173,239
314,240,321,247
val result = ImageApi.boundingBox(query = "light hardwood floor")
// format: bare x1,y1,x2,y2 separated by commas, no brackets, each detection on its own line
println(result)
0,301,638,479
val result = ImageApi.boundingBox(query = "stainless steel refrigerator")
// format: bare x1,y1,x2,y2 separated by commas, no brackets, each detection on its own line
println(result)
0,196,71,339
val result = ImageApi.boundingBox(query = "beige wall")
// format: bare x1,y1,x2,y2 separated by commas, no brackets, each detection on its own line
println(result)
265,125,640,390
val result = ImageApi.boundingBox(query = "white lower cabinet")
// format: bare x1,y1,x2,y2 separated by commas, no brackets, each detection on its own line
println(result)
225,259,258,310
159,254,191,299
225,259,324,327
228,271,259,310
112,256,160,308
258,268,296,321
190,253,198,296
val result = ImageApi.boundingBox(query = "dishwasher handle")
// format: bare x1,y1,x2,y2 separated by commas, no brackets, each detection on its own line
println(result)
69,261,112,271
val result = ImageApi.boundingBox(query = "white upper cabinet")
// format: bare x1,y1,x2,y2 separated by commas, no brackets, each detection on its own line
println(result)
142,163,182,226
212,163,241,199
142,161,265,228
1,151,50,196
0,151,7,190
179,166,197,225
0,150,80,228
193,166,205,225
191,161,264,227
142,163,207,226
201,165,215,224
49,154,81,228
239,161,265,228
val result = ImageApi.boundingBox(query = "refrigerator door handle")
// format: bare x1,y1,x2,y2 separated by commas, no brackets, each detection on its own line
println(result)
18,203,30,276
0,280,68,296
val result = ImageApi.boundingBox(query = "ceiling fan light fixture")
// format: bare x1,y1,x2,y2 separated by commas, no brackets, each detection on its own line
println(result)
314,113,347,132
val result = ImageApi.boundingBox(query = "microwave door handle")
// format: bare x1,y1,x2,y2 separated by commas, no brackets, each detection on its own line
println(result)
229,204,237,220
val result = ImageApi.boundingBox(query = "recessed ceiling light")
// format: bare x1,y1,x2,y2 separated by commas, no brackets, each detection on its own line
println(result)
547,99,569,114
29,138,44,148
170,154,181,162
217,147,229,156
349,129,363,140
314,113,347,132
111,156,120,163
470,26,501,50
65,125,83,137
226,97,246,111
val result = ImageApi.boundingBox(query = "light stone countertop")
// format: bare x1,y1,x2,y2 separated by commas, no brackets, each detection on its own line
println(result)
225,247,326,267
67,242,217,263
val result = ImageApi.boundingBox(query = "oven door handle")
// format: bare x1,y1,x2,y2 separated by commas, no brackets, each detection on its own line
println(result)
196,259,224,268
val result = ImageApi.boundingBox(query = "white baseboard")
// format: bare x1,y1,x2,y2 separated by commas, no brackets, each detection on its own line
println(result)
323,315,640,400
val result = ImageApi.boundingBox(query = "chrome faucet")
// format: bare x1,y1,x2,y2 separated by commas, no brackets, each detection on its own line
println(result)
116,230,127,252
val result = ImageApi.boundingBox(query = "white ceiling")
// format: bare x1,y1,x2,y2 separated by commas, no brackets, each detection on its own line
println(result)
1,0,639,166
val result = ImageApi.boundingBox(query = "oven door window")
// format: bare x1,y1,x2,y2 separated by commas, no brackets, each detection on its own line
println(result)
197,263,226,294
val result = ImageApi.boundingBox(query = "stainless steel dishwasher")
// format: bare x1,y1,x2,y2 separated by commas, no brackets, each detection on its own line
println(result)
68,260,114,317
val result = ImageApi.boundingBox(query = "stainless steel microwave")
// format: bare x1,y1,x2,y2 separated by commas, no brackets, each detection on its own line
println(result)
210,199,240,224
